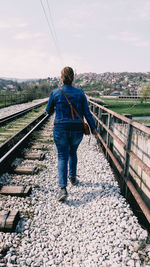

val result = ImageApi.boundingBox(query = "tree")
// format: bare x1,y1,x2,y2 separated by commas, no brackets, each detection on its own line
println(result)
141,82,150,103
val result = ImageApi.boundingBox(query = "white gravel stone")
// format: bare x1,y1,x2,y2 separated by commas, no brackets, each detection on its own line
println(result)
135,262,141,267
127,259,135,266
0,98,48,119
26,258,32,265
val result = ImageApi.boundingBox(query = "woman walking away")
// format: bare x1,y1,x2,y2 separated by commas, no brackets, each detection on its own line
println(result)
46,67,97,201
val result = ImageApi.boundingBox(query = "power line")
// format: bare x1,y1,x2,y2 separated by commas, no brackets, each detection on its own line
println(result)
46,0,58,45
40,0,63,64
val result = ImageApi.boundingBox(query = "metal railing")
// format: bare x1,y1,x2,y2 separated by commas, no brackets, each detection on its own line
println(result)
0,93,48,108
0,93,28,108
88,98,150,223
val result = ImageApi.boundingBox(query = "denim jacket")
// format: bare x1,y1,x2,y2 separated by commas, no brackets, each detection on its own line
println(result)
46,84,97,131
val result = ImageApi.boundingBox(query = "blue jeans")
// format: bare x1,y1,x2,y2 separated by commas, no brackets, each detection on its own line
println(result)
53,127,83,187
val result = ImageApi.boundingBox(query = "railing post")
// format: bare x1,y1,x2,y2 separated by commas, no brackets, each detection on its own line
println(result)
98,107,102,133
98,107,102,119
106,113,112,159
0,94,2,108
123,123,133,197
95,106,99,128
88,101,91,109
110,114,114,153
93,105,96,115
95,106,98,116
11,94,12,105
92,104,98,126
9,94,10,106
4,95,6,107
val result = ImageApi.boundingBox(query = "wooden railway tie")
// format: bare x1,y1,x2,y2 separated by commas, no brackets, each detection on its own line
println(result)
14,166,38,175
31,144,48,150
0,185,31,197
36,138,50,143
42,132,50,137
0,132,13,136
0,210,20,232
24,151,45,160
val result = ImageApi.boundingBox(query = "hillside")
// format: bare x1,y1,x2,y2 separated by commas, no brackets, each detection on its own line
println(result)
0,72,150,96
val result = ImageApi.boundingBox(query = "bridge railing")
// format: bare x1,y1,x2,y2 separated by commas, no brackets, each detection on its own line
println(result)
88,98,150,223
0,92,47,109
0,93,29,108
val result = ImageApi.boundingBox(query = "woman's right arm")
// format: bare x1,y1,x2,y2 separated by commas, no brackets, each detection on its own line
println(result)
81,90,97,133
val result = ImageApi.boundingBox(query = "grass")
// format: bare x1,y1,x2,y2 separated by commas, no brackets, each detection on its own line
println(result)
100,98,150,116
0,106,45,130
136,120,150,124
0,106,46,143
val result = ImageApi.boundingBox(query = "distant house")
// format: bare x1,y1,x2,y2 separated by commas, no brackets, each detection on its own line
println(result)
110,90,121,96
7,84,16,91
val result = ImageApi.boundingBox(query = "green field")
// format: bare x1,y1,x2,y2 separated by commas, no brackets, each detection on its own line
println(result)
100,98,150,116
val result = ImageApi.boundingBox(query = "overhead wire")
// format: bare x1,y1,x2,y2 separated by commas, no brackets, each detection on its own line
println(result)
46,0,58,45
40,0,63,65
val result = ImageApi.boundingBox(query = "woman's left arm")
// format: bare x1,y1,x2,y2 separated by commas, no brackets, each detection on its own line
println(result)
46,91,55,115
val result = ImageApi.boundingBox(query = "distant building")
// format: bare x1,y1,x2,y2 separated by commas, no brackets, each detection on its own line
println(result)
110,90,121,96
7,84,16,91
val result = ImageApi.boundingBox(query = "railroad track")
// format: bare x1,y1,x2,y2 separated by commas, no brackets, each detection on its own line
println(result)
0,107,53,233
0,102,48,157
0,99,48,126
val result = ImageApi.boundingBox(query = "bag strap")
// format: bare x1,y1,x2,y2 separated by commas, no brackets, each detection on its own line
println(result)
60,87,86,125
60,87,74,120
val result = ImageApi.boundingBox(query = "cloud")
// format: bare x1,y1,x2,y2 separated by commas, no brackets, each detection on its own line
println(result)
62,53,91,75
57,18,84,31
56,1,111,31
0,22,14,29
108,31,150,47
108,32,139,42
0,45,90,79
135,41,150,48
0,47,61,78
101,0,150,23
14,32,44,40
125,1,150,22
134,1,150,21
0,20,28,30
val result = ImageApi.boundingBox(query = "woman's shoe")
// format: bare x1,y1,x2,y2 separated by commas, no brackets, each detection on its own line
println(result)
69,177,78,186
57,187,68,201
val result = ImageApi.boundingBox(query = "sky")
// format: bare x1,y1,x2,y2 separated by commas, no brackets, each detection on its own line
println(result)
0,0,150,79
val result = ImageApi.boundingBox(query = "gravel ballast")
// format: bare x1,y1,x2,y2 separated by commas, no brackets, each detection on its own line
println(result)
0,119,149,266
0,98,48,120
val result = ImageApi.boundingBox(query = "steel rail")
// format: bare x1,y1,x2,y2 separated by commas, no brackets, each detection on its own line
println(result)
0,113,49,174
0,111,47,158
0,100,48,126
